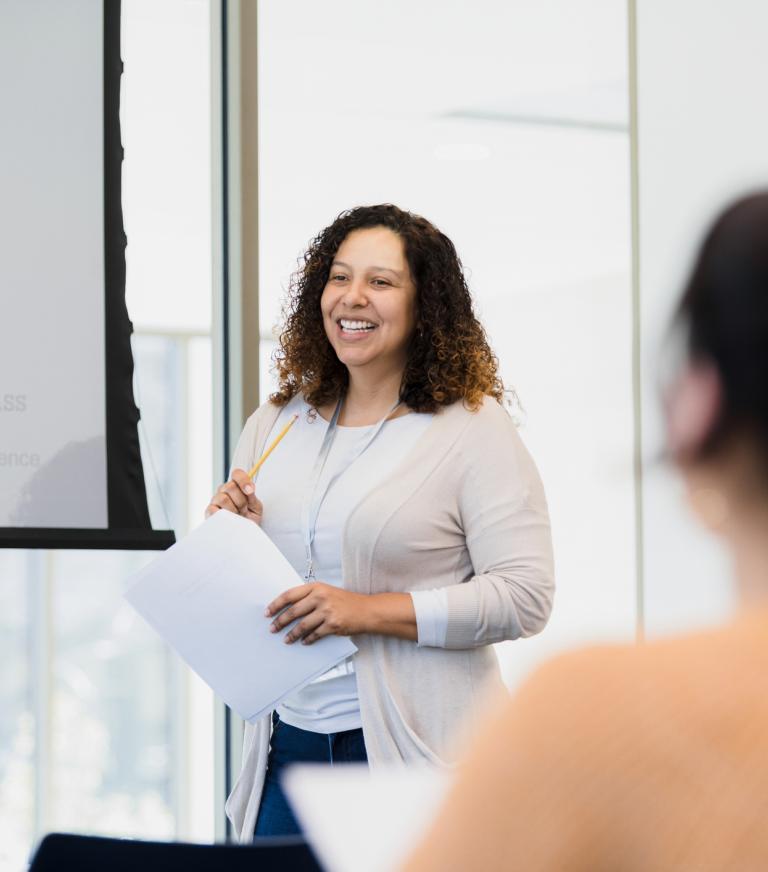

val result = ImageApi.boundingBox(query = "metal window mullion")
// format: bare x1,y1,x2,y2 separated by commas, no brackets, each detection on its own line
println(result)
211,0,259,841
29,550,54,839
171,335,192,838
210,0,231,843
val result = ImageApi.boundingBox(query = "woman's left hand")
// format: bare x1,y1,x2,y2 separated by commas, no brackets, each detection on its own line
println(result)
265,582,371,645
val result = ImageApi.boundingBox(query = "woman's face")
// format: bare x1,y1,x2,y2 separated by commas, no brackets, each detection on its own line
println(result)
321,226,417,376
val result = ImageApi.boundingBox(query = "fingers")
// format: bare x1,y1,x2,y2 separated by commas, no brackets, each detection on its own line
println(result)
227,469,263,519
269,595,316,633
220,476,249,512
230,468,254,496
205,468,262,521
265,585,311,618
205,489,242,517
284,613,325,645
245,493,264,520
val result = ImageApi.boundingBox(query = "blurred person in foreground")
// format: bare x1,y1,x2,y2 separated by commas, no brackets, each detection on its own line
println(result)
403,193,768,872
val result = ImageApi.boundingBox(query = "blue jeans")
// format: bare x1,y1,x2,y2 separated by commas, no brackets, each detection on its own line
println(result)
253,713,368,838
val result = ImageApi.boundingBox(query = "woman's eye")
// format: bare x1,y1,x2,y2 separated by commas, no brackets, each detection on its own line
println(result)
331,274,348,282
372,279,391,287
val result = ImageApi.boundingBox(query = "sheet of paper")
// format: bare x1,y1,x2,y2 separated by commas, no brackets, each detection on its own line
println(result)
124,510,357,722
283,764,451,872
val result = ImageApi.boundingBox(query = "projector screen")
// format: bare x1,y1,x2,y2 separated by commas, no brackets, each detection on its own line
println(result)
0,0,173,550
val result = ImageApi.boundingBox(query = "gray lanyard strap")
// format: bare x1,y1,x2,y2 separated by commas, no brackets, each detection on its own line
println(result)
301,396,400,580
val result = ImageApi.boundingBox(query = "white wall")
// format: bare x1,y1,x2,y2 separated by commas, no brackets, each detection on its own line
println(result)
636,0,768,636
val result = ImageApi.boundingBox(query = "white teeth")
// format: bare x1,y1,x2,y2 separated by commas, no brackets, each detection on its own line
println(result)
340,319,376,331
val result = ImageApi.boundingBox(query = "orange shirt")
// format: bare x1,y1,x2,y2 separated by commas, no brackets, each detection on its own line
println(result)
404,608,768,872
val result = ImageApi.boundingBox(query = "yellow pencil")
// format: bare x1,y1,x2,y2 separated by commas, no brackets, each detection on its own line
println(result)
247,414,299,479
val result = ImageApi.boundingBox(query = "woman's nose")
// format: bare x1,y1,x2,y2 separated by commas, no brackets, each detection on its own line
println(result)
341,279,368,306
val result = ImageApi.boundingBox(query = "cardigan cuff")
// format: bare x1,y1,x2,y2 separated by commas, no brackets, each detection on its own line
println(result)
409,588,449,647
443,581,483,649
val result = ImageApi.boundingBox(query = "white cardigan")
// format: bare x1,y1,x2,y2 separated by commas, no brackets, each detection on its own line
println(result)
225,395,555,841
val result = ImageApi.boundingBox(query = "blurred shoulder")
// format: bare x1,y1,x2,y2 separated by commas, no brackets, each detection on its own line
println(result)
496,644,639,736
492,617,768,749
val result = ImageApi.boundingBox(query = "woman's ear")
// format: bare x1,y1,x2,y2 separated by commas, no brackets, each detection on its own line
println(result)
665,360,723,461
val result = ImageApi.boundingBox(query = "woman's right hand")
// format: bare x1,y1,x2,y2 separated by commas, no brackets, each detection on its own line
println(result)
205,468,263,524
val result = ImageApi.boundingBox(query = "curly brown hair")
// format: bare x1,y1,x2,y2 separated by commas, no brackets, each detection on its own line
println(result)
270,204,505,413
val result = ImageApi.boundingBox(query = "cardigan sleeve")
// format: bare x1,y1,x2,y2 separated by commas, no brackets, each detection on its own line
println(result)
442,401,555,649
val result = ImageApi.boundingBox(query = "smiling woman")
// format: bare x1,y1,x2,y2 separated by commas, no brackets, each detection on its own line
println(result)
326,234,411,333
271,204,504,418
206,203,555,841
319,226,418,418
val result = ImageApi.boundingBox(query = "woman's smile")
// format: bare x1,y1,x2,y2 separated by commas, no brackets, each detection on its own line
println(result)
336,317,379,340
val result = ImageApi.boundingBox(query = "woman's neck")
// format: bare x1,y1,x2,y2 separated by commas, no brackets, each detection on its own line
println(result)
340,366,405,426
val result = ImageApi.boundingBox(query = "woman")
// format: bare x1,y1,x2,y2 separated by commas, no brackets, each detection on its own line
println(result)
206,204,555,840
404,193,768,871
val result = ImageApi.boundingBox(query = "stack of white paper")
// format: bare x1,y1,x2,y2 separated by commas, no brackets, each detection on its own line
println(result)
124,510,357,722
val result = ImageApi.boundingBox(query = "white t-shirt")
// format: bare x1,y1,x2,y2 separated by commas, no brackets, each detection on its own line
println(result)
255,393,439,734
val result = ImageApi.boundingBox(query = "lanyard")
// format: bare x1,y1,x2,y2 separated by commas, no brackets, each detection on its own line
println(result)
301,396,400,580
